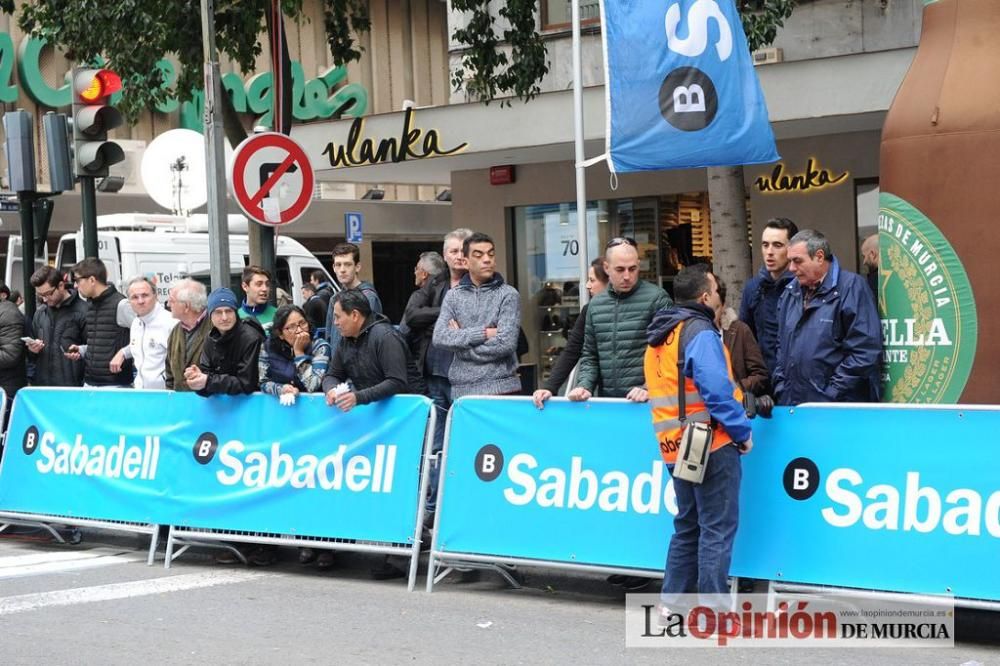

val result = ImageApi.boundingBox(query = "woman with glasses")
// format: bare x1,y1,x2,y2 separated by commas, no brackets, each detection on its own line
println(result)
258,305,331,399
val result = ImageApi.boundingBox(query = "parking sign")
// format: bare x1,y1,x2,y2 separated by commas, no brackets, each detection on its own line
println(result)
345,212,363,243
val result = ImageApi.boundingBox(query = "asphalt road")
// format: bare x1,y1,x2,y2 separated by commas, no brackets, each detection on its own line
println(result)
0,529,996,664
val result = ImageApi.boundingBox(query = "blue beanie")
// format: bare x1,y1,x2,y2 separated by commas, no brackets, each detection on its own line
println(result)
207,288,239,315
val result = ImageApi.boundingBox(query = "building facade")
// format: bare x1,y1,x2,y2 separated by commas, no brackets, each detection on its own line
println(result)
293,0,923,386
0,1,926,379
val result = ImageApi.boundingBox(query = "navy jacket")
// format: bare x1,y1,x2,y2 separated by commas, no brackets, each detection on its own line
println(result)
739,266,794,374
773,257,881,405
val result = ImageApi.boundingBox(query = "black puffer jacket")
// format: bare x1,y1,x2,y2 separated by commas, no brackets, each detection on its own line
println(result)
322,314,425,404
31,289,88,386
84,285,132,386
0,300,26,401
197,318,265,396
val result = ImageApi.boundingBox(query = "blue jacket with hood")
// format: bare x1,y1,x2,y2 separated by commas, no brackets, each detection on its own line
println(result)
773,256,881,405
646,303,752,445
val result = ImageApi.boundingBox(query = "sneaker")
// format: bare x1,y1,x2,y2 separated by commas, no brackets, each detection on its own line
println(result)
248,545,278,566
316,551,336,569
298,547,317,565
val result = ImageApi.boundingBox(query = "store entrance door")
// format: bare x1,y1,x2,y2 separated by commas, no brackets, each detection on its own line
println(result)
372,240,441,324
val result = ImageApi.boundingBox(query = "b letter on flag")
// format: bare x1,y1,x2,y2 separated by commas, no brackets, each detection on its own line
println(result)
599,0,780,172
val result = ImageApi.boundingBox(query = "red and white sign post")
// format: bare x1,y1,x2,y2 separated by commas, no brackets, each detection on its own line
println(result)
229,132,315,226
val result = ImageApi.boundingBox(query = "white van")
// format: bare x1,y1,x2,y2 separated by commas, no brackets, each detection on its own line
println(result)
39,213,333,307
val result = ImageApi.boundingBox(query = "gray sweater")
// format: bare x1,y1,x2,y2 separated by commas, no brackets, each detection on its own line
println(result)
432,272,521,398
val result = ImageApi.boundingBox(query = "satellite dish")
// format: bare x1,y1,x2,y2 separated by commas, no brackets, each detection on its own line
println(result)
140,129,233,215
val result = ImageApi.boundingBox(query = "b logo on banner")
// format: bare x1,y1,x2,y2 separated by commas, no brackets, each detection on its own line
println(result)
783,457,820,501
22,425,39,456
193,432,219,465
660,0,731,131
475,444,504,482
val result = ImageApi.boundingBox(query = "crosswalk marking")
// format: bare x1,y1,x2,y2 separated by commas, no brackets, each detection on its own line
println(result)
0,550,114,568
0,551,140,579
0,570,265,615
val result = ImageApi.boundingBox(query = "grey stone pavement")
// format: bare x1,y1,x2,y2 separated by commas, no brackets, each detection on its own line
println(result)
0,529,996,665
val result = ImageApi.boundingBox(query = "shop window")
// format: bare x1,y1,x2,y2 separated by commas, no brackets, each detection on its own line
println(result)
656,193,713,294
512,193,716,390
512,201,609,392
614,198,660,285
542,0,601,30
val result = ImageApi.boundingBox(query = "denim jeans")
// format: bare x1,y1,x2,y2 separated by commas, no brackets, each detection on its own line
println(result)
661,443,741,610
424,375,452,511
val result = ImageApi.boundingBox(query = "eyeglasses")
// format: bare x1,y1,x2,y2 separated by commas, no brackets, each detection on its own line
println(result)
283,320,309,333
605,237,637,249
36,286,57,299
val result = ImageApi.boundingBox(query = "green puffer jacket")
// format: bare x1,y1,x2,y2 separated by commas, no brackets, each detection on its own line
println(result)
576,281,672,397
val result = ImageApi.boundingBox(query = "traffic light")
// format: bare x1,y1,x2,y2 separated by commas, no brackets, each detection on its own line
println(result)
2,110,36,192
72,68,124,178
43,112,74,192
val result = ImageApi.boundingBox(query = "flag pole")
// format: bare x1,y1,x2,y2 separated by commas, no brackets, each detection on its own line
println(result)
572,0,590,307
200,0,231,292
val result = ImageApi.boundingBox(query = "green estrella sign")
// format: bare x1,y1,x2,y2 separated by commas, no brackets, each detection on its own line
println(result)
878,192,977,403
1,32,367,129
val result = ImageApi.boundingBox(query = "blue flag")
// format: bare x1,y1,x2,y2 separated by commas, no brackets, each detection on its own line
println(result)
600,0,779,172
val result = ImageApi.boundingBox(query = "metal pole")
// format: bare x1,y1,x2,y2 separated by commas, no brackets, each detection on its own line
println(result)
80,177,98,259
572,0,590,307
260,227,276,304
260,0,285,305
17,192,36,320
201,0,231,292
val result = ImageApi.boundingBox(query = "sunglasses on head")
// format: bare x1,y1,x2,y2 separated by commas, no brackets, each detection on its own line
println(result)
605,237,637,249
